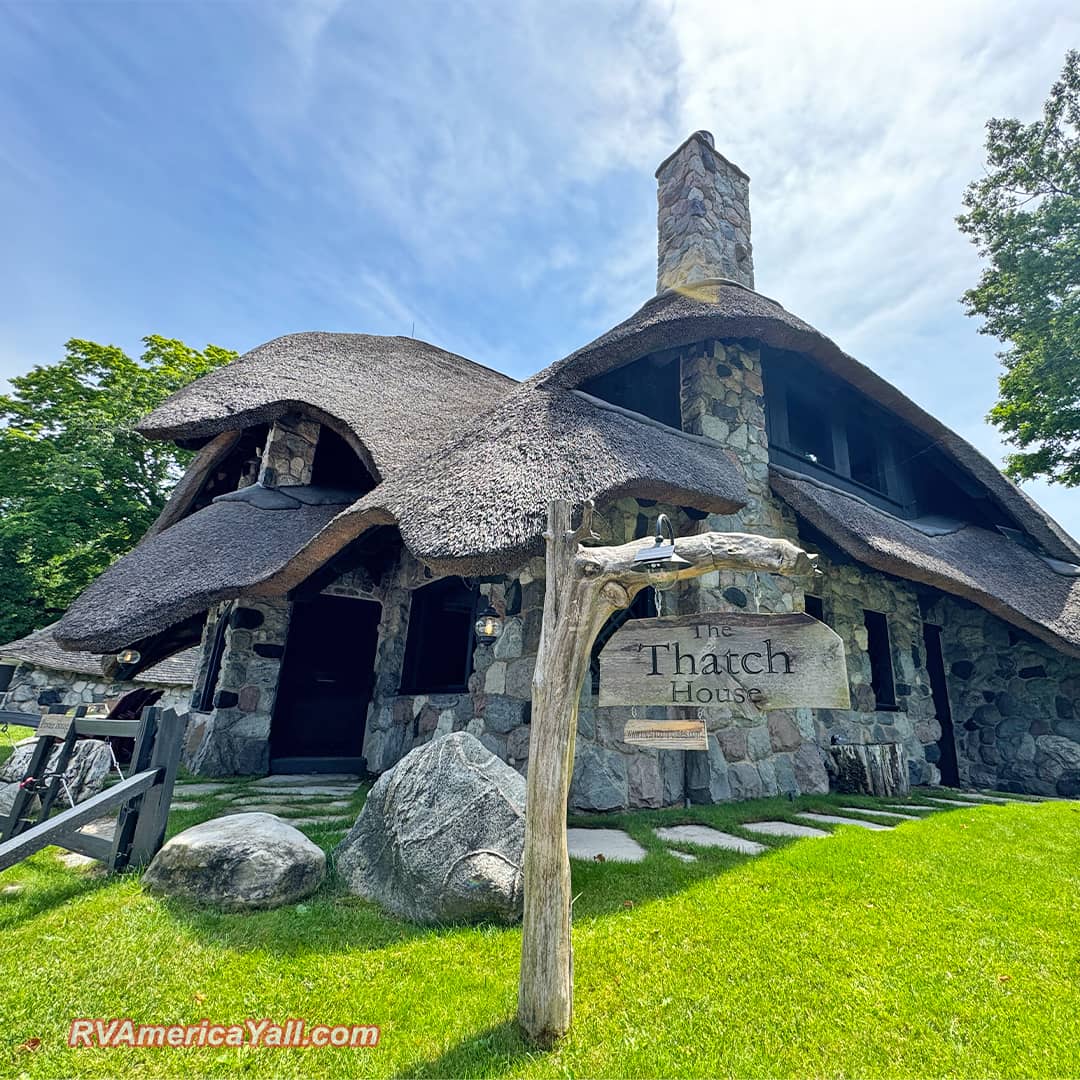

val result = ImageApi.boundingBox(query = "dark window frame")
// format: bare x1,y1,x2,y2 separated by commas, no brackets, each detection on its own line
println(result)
764,355,910,514
195,611,229,712
398,577,480,695
863,609,899,711
804,594,826,623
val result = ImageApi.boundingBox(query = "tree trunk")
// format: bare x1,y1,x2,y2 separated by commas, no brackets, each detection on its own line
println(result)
517,500,814,1046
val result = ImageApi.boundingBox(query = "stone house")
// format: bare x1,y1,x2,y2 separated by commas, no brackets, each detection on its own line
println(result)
0,625,195,719
25,131,1080,807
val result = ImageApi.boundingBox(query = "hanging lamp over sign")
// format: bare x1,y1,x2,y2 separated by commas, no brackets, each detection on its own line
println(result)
631,512,690,591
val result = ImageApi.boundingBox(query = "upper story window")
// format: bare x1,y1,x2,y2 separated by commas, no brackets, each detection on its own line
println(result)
579,350,682,429
762,345,1021,532
311,427,376,494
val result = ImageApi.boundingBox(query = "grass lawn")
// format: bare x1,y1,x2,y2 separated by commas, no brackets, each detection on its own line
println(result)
0,788,1077,1079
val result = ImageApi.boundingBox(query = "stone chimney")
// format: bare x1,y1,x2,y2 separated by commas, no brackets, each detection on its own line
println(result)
656,131,754,293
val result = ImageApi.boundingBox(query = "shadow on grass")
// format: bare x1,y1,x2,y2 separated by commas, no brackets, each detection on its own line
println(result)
0,860,113,931
392,1018,536,1080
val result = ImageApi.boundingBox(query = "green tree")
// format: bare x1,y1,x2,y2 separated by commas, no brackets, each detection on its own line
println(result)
958,50,1080,486
0,336,234,643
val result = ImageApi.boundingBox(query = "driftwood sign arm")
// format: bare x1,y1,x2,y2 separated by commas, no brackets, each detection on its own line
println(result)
518,500,816,1046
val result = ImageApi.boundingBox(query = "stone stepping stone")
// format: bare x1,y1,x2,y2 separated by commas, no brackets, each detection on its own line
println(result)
250,785,359,798
290,817,351,827
57,851,97,869
944,792,1009,804
1,884,24,897
921,798,985,807
223,804,307,815
797,812,892,831
170,801,200,811
174,783,236,796
883,804,935,812
566,828,647,864
743,820,829,839
253,773,360,786
838,806,922,820
667,849,697,862
654,825,766,855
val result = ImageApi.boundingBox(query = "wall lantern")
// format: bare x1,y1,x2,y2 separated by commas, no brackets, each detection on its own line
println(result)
474,604,504,645
116,648,141,667
632,513,690,591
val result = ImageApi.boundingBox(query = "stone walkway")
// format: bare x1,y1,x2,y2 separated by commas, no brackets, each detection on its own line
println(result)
169,773,363,831
565,788,1042,865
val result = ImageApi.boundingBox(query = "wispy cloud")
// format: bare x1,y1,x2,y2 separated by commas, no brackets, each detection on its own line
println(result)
0,0,1076,533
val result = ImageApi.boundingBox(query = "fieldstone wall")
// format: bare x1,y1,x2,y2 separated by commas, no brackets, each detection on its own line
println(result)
926,595,1080,796
183,598,291,775
2,665,190,718
182,414,316,775
657,130,754,292
805,552,941,786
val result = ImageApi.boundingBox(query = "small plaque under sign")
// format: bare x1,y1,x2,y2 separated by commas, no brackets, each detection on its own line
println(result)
36,715,73,739
623,717,709,751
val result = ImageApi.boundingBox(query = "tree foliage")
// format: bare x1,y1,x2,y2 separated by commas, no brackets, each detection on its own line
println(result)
0,336,234,643
958,50,1080,486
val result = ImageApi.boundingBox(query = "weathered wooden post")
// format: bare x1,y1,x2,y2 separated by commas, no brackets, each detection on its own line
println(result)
517,499,818,1045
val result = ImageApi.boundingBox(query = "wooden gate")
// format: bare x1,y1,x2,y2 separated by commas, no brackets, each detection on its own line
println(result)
0,705,183,873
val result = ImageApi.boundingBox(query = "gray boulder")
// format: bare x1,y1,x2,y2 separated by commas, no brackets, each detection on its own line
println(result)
336,731,525,924
0,737,112,807
143,813,325,911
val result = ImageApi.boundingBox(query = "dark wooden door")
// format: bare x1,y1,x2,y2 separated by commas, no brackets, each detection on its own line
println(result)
270,595,381,773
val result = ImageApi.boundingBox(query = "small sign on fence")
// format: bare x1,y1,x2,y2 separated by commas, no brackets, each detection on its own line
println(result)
599,611,850,712
36,715,73,739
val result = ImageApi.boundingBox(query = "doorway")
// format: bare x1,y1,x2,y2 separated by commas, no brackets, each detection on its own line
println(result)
922,622,960,786
270,594,381,774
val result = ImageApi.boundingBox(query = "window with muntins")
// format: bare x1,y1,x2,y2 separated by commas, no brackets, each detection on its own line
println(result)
399,577,478,694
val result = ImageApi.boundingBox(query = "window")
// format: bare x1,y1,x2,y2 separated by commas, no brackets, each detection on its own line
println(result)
579,351,682,429
590,588,658,694
786,388,834,469
311,427,376,494
804,594,825,622
846,420,884,491
863,609,897,710
195,612,229,712
400,577,479,694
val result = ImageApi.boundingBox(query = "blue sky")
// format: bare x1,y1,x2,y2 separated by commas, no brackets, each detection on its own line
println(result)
1,0,1078,537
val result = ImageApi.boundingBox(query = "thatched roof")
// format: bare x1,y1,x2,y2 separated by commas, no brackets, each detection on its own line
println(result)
536,280,1080,564
137,333,517,482
0,625,197,685
249,385,749,586
50,279,1080,662
771,467,1080,657
54,485,351,652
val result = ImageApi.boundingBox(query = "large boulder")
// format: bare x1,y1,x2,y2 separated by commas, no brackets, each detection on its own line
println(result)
0,737,112,807
336,731,525,924
142,813,325,911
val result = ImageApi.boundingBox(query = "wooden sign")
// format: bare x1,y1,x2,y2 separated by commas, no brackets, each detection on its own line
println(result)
622,717,709,750
36,715,73,739
599,612,850,712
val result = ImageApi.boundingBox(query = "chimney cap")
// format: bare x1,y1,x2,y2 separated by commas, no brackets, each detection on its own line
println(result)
655,130,750,181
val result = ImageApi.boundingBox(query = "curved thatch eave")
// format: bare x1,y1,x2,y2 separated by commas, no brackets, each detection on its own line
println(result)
0,624,198,686
250,385,749,588
136,332,518,482
52,491,350,653
535,280,1080,564
772,468,1080,659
